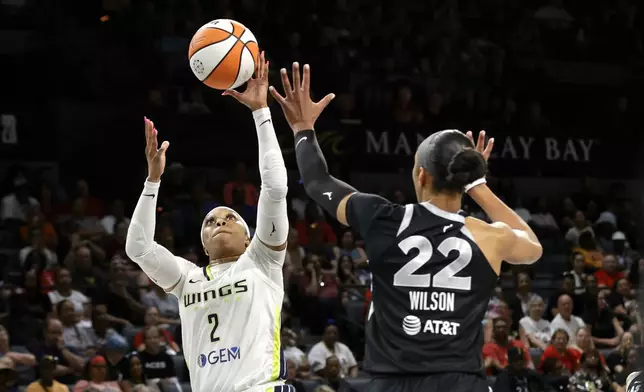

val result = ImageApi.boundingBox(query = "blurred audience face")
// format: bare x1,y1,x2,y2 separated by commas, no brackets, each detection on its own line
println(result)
528,298,545,320
56,268,72,291
59,300,77,326
584,350,600,369
144,307,160,326
110,258,128,282
45,319,63,346
323,356,341,380
323,325,339,347
585,275,598,293
561,276,575,294
72,198,86,217
75,246,92,270
130,356,142,380
603,254,617,273
339,256,353,273
144,327,162,353
572,253,585,272
627,348,637,366
597,290,608,310
576,327,591,350
516,273,531,293
557,295,573,319
573,211,586,228
39,358,56,383
621,332,633,350
115,221,129,243
89,356,108,382
286,359,297,380
0,327,9,352
492,318,509,343
552,330,569,351
25,269,38,290
341,231,355,249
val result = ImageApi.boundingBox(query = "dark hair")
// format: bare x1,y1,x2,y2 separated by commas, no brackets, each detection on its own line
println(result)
416,130,487,193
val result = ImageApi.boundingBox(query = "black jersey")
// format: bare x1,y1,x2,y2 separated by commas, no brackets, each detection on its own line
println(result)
346,193,498,376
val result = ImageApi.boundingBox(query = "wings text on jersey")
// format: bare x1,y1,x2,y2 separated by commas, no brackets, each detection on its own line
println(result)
183,279,248,308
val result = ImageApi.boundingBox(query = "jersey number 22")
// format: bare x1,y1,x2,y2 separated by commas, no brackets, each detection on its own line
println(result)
393,235,472,291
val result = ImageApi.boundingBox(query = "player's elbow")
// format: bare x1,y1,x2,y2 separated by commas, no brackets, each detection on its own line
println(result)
497,224,542,265
125,222,152,261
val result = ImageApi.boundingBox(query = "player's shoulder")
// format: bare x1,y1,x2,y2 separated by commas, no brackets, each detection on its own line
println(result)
627,371,643,391
465,218,514,243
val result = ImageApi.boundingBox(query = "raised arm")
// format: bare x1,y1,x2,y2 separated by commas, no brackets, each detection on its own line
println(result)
125,118,193,295
270,62,361,226
223,52,288,264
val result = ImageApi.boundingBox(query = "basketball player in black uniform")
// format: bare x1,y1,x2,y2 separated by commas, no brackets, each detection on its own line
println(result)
270,62,543,392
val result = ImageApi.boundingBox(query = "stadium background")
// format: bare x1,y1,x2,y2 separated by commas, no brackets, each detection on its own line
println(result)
0,0,643,391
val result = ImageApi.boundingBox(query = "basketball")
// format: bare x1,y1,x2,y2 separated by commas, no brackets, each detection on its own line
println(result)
188,19,259,90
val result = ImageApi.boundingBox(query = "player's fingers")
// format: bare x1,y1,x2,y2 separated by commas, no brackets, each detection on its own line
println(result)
465,130,473,143
151,128,158,151
302,64,310,95
483,138,495,157
158,140,170,155
269,86,287,106
263,60,269,81
221,89,242,100
477,130,486,151
292,62,301,93
144,117,152,143
280,69,293,99
255,51,264,79
316,93,336,111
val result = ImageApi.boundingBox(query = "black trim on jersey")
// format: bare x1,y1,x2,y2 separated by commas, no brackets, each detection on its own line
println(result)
202,266,211,281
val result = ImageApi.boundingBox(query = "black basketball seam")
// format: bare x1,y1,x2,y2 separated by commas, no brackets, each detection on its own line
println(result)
202,39,242,85
190,33,233,57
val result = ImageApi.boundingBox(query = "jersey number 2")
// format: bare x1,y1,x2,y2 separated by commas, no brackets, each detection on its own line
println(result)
208,313,220,342
393,235,472,291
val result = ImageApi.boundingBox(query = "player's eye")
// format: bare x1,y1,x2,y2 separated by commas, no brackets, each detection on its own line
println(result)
226,214,237,221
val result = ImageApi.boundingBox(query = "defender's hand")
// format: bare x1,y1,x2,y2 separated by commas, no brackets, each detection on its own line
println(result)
144,117,169,182
269,62,335,133
466,130,494,162
222,51,269,111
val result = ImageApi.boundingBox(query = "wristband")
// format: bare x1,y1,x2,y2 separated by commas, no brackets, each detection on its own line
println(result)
464,178,486,193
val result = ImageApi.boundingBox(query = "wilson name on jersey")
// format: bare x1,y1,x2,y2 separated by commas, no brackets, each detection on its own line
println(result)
176,254,287,392
349,198,498,375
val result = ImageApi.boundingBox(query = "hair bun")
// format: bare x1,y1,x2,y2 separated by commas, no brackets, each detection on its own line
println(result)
445,148,487,191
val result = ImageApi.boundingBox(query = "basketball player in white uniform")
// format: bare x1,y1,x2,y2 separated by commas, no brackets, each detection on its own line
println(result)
125,52,293,392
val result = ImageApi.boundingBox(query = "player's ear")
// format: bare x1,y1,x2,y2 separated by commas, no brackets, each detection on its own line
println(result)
244,237,250,248
418,167,428,187
203,247,209,257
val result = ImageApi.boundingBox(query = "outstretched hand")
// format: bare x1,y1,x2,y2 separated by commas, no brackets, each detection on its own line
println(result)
222,51,269,111
466,130,494,162
145,117,169,182
269,62,335,133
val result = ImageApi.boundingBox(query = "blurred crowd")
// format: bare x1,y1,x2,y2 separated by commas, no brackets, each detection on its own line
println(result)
0,0,643,391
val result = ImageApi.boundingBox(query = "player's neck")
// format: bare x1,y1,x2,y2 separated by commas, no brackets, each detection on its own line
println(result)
420,191,462,214
210,255,240,265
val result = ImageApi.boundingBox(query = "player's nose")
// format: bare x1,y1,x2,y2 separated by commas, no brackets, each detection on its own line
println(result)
216,218,227,226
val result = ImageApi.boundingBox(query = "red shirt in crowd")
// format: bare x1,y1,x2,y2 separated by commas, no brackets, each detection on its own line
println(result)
539,345,581,373
133,328,177,349
594,269,625,288
482,339,531,375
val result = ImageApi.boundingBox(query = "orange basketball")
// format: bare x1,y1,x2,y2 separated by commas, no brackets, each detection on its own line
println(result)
188,19,259,90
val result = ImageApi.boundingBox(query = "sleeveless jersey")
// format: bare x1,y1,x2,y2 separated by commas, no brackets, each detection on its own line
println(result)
170,241,287,392
346,193,498,375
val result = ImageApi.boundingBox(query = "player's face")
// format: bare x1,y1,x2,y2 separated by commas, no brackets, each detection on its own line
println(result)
202,207,249,259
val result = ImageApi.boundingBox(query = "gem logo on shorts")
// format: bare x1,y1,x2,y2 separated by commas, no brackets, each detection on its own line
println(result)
197,347,241,368
402,315,421,336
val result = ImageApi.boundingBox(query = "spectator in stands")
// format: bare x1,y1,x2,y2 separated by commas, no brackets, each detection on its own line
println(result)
229,187,258,230
295,203,337,248
565,210,592,246
613,348,638,389
102,334,129,382
612,231,636,270
571,327,608,369
9,269,53,340
316,356,358,392
141,285,179,322
530,198,559,231
49,268,90,321
282,328,306,369
584,291,624,348
19,205,57,249
118,352,151,392
308,324,358,378
541,328,581,374
100,200,130,235
570,252,587,295
606,331,634,374
483,318,534,376
493,346,549,392
285,359,306,392
72,355,121,392
19,228,58,271
608,278,633,316
1,175,39,223
334,230,367,268
540,357,572,390
546,274,583,320
595,254,625,288
508,272,540,327
285,228,305,278
86,307,125,352
337,256,362,296
103,222,129,261
58,300,96,358
0,326,36,367
136,327,180,392
568,350,616,392
95,258,145,327
133,308,180,354
520,296,551,350
67,242,107,297
64,198,105,240
28,318,84,385
25,356,69,392
549,294,585,346
223,162,258,207
573,231,604,270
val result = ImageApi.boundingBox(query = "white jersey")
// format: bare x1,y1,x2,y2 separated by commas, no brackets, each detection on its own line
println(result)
170,240,288,392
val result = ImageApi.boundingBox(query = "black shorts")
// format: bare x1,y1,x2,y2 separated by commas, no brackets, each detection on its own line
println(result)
368,373,490,392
